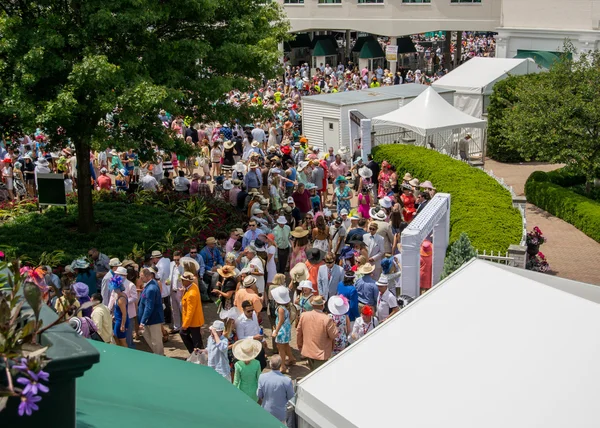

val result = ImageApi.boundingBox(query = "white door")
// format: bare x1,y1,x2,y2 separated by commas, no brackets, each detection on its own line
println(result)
323,117,340,153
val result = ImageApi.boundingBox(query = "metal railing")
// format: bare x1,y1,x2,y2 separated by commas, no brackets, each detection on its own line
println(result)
476,250,516,267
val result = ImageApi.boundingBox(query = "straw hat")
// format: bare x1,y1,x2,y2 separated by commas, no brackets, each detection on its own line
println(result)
217,265,235,278
234,162,246,173
232,338,262,362
242,276,256,288
311,295,325,306
358,166,372,178
376,276,389,287
271,286,291,305
251,141,260,148
205,237,217,245
420,180,436,190
222,180,233,190
369,208,387,221
224,140,235,150
276,216,287,225
151,250,162,258
305,248,325,263
403,173,413,181
290,263,309,282
109,258,122,267
328,295,349,316
181,272,195,282
358,263,375,275
114,266,128,276
409,178,420,188
290,227,309,238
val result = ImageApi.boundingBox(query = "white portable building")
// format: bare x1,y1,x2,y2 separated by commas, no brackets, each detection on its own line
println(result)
301,84,454,154
294,259,600,428
432,57,540,118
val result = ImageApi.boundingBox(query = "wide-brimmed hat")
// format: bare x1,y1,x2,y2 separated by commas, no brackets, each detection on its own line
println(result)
291,227,309,238
242,275,256,288
114,266,128,276
251,141,260,148
151,250,162,258
335,175,348,185
217,265,235,278
272,286,291,305
420,180,436,190
276,216,287,225
109,258,121,267
71,259,90,270
232,338,262,362
311,295,325,306
328,295,349,316
36,158,49,166
234,162,246,173
210,320,225,331
222,180,233,190
358,263,375,275
369,207,387,221
248,162,258,168
297,280,313,291
290,263,309,282
205,237,216,245
305,248,325,263
409,178,420,188
224,140,235,149
2,158,12,163
72,282,89,298
181,272,196,282
403,173,413,181
359,166,372,178
379,196,392,209
420,240,433,257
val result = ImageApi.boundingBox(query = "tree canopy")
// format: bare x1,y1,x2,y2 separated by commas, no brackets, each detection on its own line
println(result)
498,43,600,189
0,0,289,231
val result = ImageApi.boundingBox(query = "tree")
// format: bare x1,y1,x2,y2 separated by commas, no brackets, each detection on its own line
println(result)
0,0,289,232
501,42,600,191
441,232,477,279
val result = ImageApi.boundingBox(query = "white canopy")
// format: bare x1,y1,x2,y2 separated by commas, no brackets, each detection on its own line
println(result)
371,86,486,136
432,57,538,96
295,259,600,428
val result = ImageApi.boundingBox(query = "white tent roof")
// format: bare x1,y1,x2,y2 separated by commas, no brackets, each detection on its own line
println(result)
295,259,600,428
432,57,538,95
371,86,486,136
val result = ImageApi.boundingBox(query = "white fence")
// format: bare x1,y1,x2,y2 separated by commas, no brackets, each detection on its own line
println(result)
476,250,516,267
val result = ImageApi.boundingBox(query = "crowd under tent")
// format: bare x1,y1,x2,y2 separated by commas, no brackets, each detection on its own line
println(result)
294,259,600,428
370,86,487,160
302,84,454,155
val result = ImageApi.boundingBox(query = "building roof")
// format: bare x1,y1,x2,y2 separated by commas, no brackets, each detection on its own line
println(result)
303,84,454,107
295,259,600,428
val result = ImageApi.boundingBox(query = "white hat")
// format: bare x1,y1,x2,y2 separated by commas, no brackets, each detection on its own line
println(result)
109,258,121,267
276,216,287,225
110,149,118,156
251,141,260,148
328,295,349,316
323,209,332,217
223,180,233,190
370,208,387,221
210,320,225,331
359,166,372,178
234,162,246,173
115,266,128,276
287,196,294,204
271,286,291,305
232,338,262,362
252,208,263,215
297,280,313,291
376,276,389,287
379,196,393,209
297,161,309,172
100,167,108,173
340,209,349,216
242,276,256,288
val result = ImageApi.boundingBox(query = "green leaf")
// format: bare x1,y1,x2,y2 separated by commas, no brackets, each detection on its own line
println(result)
23,282,42,320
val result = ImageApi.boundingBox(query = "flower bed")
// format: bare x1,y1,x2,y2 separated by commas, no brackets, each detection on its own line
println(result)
525,169,600,243
0,191,244,264
372,144,523,252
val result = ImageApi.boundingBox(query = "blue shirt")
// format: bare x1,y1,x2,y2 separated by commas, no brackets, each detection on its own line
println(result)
244,168,262,189
337,282,359,322
138,280,165,325
355,275,378,306
184,253,206,277
207,334,230,379
241,228,264,250
200,246,224,270
257,370,295,422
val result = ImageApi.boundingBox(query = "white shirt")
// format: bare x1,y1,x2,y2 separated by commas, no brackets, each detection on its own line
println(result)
349,316,379,343
329,224,346,254
100,270,114,308
376,290,398,321
168,261,184,296
235,312,260,339
108,278,138,319
249,255,265,294
140,174,158,191
174,176,190,192
155,257,172,298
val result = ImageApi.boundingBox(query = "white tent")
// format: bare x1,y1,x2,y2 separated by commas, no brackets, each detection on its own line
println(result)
294,259,600,428
371,86,486,136
432,57,540,118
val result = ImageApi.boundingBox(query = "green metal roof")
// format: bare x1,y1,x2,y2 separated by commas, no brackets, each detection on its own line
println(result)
313,38,338,57
514,50,562,70
358,37,384,59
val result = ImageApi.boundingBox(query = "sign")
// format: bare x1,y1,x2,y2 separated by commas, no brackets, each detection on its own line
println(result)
37,173,67,207
386,45,398,62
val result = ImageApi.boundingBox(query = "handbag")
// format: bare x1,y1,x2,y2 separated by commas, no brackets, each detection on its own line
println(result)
84,317,105,342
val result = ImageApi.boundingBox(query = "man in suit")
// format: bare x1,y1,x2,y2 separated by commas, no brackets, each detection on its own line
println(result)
363,222,385,279
415,191,431,217
296,295,338,371
317,252,345,302
366,154,380,189
371,209,395,255
138,267,165,356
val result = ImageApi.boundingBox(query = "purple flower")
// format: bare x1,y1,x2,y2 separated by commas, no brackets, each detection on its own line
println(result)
18,393,42,416
13,358,29,371
16,375,49,395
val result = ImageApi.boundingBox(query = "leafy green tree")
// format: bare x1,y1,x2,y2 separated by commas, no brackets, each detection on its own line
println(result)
441,232,477,279
0,0,289,232
501,43,600,191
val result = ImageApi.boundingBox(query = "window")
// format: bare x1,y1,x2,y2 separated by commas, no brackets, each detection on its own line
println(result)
319,0,341,3
284,0,304,3
450,0,481,3
402,0,431,3
358,0,384,3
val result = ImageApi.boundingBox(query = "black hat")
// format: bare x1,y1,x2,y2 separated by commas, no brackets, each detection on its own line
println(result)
305,248,325,263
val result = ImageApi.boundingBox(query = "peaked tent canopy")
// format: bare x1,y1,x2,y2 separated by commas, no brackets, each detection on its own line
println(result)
295,259,600,428
371,86,486,136
514,49,563,70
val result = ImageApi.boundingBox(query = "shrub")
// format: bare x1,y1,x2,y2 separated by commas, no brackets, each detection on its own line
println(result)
525,170,600,243
372,145,522,252
441,232,478,279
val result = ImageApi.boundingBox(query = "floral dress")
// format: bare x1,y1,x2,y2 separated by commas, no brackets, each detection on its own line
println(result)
289,244,308,270
335,185,351,215
329,313,348,356
377,170,391,198
298,296,313,315
275,306,291,344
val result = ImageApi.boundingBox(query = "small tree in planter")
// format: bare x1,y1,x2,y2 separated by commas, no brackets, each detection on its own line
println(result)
441,232,478,279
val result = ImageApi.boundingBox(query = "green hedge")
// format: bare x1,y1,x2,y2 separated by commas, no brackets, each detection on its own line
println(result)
372,145,522,252
525,169,600,243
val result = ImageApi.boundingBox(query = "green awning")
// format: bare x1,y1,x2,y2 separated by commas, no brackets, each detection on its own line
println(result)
396,36,417,54
76,341,284,428
514,49,562,70
313,38,338,57
351,36,369,53
358,38,385,59
285,32,312,51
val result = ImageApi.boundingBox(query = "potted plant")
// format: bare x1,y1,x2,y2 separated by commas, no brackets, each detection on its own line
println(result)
526,226,547,256
526,251,551,273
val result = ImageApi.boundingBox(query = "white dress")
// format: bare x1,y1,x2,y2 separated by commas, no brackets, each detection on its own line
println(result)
267,127,277,147
266,245,277,283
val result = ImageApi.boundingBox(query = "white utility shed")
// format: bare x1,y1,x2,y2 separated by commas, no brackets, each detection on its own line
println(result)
432,57,540,118
301,84,454,153
295,259,600,428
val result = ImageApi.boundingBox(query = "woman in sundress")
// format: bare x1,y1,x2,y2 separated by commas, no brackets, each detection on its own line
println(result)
327,295,351,356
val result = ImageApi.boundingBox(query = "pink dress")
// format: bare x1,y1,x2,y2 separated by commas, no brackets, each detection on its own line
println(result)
357,193,371,219
289,244,308,270
377,171,390,198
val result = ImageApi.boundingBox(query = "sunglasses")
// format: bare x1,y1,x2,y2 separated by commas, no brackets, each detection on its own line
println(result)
249,224,257,227
325,261,334,264
190,251,197,254
369,228,377,231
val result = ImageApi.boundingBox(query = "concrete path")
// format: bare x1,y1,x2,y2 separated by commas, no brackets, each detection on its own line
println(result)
485,159,600,285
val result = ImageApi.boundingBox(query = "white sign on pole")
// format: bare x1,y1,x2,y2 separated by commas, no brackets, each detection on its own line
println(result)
386,45,398,62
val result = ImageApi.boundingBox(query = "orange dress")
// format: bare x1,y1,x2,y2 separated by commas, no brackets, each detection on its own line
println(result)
401,193,416,222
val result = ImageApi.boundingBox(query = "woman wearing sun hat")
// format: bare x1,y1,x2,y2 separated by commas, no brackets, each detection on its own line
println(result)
232,338,262,401
328,295,351,356
271,285,295,373
214,265,237,311
289,226,309,270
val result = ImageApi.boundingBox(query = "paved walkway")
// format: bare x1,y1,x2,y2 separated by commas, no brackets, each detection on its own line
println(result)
485,159,600,285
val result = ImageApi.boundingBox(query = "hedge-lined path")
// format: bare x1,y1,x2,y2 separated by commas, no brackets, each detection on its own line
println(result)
485,159,600,285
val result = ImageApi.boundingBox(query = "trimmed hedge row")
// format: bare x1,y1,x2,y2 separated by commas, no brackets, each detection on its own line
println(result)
525,170,600,243
372,145,522,253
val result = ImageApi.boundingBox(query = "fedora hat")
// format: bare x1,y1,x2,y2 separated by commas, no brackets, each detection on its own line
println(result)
251,141,260,148
224,140,235,149
401,183,413,191
420,180,436,190
409,178,420,188
217,265,235,278
151,250,162,258
403,172,413,181
305,248,325,263
232,338,262,362
290,227,309,238
369,207,386,221
290,263,309,282
248,162,258,168
358,166,372,178
205,237,217,245
328,295,349,316
242,275,256,288
114,266,128,276
271,286,291,305
276,216,287,225
376,276,389,287
358,263,375,275
210,320,225,331
71,259,90,270
109,258,122,267
181,272,195,282
311,295,325,306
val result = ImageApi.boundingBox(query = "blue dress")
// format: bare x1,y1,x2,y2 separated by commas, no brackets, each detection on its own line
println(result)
337,283,359,322
275,306,291,344
335,186,351,215
113,295,130,339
